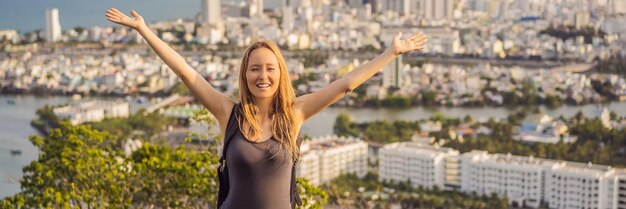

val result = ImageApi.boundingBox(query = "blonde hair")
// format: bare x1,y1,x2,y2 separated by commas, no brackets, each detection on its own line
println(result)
237,40,299,162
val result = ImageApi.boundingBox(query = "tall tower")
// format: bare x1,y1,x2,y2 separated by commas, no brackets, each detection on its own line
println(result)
257,0,264,16
513,0,530,14
46,8,61,42
348,0,363,7
420,0,454,20
202,0,222,25
251,0,264,16
282,6,294,31
382,0,411,16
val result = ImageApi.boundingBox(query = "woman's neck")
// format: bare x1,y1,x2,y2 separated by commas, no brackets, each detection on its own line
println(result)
253,97,273,120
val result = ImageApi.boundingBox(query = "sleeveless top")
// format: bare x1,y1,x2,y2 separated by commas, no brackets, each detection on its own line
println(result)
220,105,293,209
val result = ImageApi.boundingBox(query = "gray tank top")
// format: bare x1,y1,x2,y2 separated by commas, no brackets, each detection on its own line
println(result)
220,107,293,209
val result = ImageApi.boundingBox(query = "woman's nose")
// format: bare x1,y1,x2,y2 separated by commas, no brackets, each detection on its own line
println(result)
258,69,268,80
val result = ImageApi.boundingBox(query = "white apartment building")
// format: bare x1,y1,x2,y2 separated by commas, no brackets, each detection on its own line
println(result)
53,100,130,125
296,135,368,186
377,141,626,209
460,151,546,208
544,162,616,209
379,142,460,190
617,171,626,209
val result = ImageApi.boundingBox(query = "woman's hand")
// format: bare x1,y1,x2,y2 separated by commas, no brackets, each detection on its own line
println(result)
105,8,145,30
388,32,428,55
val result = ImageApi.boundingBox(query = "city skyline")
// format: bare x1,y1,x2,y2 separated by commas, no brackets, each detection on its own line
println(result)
0,0,292,34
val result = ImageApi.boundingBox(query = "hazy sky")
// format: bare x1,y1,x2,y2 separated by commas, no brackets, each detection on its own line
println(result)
0,0,296,33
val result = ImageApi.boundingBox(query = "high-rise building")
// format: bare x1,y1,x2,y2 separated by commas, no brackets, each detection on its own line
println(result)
468,0,488,12
250,0,264,16
201,0,222,25
370,0,384,13
514,0,530,13
382,55,403,88
282,6,294,32
348,0,363,7
422,0,455,20
382,0,410,16
45,8,61,42
574,12,591,29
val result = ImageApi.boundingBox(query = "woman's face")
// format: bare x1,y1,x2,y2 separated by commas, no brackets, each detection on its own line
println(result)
246,47,281,100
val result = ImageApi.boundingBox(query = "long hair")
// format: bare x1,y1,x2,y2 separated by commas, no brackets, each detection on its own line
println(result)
237,40,299,162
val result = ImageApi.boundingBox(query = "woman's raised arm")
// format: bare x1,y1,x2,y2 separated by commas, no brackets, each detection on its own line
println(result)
295,32,428,121
105,8,234,130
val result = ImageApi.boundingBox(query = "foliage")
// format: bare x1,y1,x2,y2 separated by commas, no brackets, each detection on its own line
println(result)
87,109,173,139
382,96,412,108
129,144,218,208
334,114,420,144
30,104,64,135
333,112,359,137
8,123,132,208
540,25,606,44
335,110,626,167
2,122,218,208
322,172,509,209
296,178,329,209
445,114,626,167
32,105,173,140
5,108,328,209
595,54,626,78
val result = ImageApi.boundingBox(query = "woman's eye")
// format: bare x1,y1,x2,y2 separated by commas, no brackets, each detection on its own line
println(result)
268,68,275,71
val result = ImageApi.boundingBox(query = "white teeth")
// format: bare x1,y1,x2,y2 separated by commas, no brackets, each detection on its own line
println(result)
257,84,270,88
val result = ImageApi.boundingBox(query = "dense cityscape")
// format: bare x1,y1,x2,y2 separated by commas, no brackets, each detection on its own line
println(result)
1,0,626,208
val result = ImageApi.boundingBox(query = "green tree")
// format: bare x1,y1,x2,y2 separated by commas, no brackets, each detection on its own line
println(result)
333,113,359,137
130,144,218,208
16,122,130,208
421,91,438,105
4,109,329,209
364,121,399,144
297,178,329,209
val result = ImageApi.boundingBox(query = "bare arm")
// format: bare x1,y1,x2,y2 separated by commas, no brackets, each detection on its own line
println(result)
106,9,234,131
295,32,428,121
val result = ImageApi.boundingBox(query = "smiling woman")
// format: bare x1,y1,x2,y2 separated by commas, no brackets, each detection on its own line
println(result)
105,8,427,209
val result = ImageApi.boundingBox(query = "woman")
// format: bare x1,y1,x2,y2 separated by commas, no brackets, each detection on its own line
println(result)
106,8,427,209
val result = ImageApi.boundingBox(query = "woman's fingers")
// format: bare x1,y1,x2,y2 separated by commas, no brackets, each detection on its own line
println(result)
106,9,119,18
409,34,427,43
112,8,122,14
105,13,117,22
107,8,126,18
107,9,118,16
414,37,428,45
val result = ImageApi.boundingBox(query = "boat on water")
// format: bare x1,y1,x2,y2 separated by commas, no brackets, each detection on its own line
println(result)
10,149,21,156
